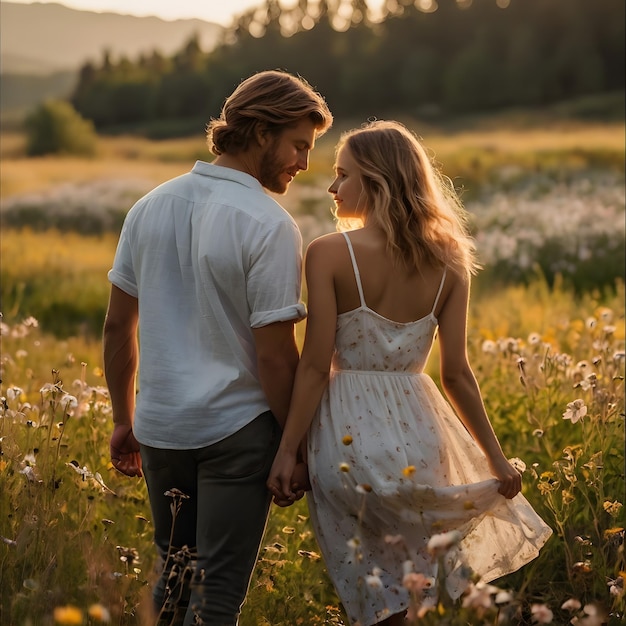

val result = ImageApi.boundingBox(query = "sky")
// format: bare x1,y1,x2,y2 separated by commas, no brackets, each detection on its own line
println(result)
7,0,386,27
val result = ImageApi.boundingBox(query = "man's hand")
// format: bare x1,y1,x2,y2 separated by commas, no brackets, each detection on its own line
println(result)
268,458,310,507
110,423,142,478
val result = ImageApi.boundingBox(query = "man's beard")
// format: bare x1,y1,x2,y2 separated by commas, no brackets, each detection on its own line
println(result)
258,139,290,194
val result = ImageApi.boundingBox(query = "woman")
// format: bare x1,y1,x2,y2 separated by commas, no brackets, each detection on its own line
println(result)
267,120,551,626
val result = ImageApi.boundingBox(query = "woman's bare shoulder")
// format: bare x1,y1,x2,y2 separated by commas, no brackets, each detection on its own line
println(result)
306,231,348,256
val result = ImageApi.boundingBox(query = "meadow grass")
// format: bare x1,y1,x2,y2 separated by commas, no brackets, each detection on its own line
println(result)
1,117,624,624
2,118,623,198
1,277,623,625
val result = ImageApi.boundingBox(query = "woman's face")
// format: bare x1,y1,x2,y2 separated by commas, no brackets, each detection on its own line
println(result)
328,144,365,219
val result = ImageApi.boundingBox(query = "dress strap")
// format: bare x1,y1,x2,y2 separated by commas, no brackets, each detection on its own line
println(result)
342,232,366,308
431,268,447,315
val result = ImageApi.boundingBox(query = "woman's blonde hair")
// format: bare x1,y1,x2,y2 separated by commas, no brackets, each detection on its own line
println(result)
207,70,333,155
337,120,479,280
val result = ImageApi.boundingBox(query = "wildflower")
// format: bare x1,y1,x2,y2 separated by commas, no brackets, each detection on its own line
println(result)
481,340,497,354
402,572,434,594
339,462,350,472
603,500,623,516
585,317,597,330
598,308,614,323
88,604,111,622
20,466,38,482
575,375,596,391
410,595,437,619
297,549,321,561
561,598,582,612
530,603,553,623
572,561,592,574
53,605,83,624
23,452,36,466
342,435,353,445
571,604,608,626
39,383,56,398
508,457,527,472
462,581,496,611
528,332,542,346
562,399,587,423
427,530,462,555
60,393,78,411
116,545,140,565
494,590,514,604
264,543,285,554
67,462,92,480
6,387,24,401
608,576,624,597
402,465,416,477
23,316,38,328
603,527,624,546
498,337,519,354
164,488,190,500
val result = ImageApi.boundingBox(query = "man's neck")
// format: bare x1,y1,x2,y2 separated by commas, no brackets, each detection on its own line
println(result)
213,153,260,180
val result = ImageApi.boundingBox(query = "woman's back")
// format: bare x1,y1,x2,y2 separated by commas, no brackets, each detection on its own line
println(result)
327,229,451,323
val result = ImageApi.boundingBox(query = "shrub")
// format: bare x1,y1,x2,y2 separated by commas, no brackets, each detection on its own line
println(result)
24,99,97,157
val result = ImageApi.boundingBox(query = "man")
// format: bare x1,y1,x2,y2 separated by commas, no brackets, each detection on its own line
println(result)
103,70,332,625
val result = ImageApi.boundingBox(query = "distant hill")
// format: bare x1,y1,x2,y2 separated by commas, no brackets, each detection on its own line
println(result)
0,1,224,74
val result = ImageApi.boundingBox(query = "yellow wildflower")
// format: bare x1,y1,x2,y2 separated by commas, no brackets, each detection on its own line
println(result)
53,605,83,625
88,604,111,622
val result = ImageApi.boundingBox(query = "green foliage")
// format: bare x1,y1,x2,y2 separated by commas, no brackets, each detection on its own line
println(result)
24,100,97,157
0,230,117,339
65,0,624,132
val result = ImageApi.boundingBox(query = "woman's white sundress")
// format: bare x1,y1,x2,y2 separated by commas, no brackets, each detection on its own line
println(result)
306,233,552,626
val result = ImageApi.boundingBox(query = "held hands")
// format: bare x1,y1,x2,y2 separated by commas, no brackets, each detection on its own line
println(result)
489,455,522,499
267,449,310,507
110,423,142,478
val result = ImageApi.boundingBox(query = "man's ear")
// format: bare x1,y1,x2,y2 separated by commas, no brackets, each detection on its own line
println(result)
254,123,269,147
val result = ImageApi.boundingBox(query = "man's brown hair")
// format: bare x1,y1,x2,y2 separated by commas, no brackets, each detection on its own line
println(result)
207,70,333,156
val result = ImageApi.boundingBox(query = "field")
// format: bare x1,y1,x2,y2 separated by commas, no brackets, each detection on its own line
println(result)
1,107,625,625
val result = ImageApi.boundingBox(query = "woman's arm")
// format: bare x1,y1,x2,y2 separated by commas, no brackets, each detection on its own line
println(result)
267,237,339,501
437,275,521,499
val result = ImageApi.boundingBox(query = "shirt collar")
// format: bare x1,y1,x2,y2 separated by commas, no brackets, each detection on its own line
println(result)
191,160,264,192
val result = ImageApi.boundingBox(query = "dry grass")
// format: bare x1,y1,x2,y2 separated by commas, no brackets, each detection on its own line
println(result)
2,120,623,198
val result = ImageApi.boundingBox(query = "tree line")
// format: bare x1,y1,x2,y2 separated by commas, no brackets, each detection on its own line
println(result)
70,0,624,134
